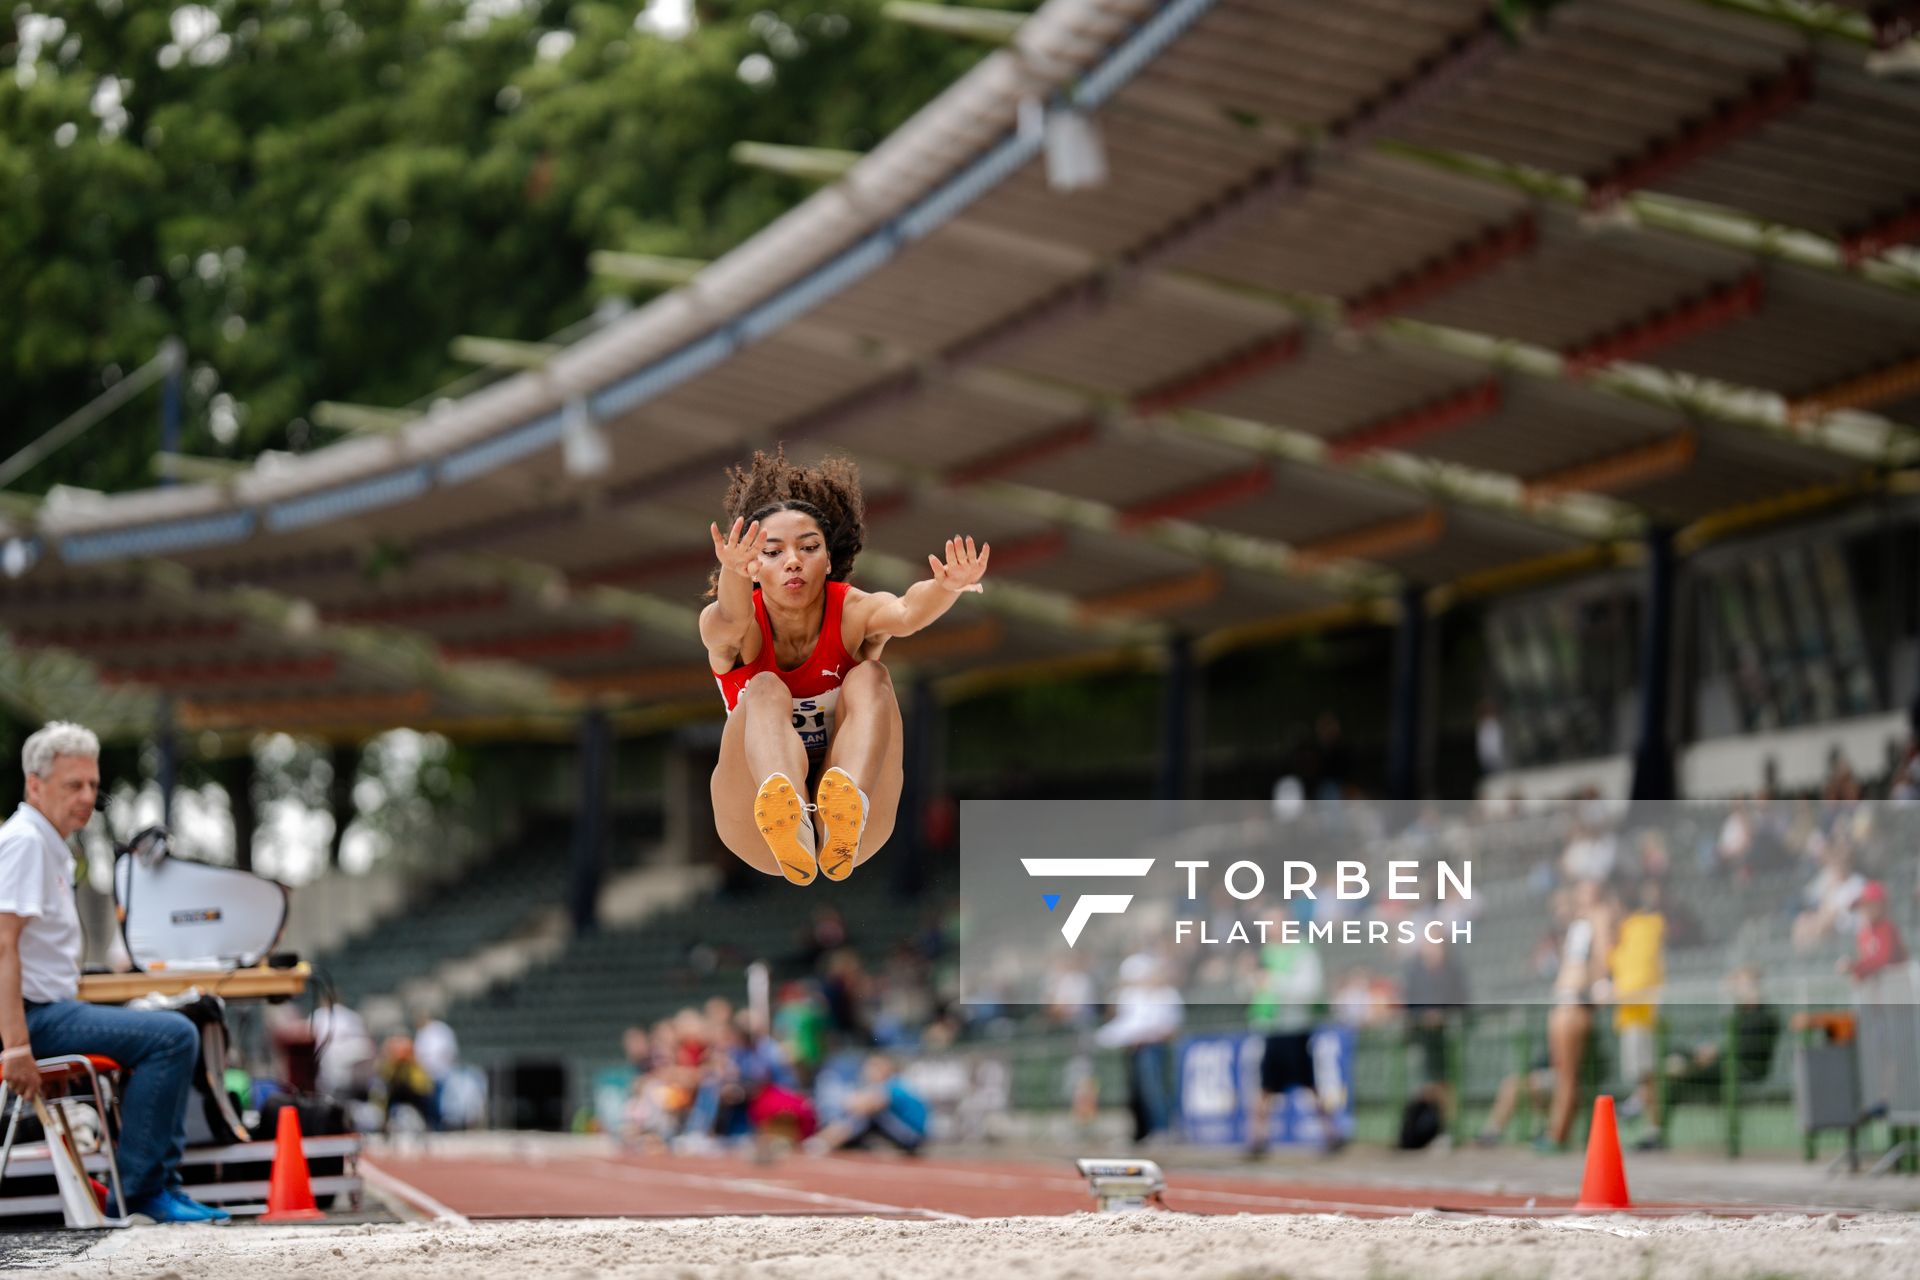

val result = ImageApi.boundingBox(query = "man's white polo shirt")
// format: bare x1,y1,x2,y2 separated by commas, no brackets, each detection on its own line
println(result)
0,804,83,1003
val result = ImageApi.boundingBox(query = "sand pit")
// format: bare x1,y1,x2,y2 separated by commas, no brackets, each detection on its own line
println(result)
41,1210,1920,1280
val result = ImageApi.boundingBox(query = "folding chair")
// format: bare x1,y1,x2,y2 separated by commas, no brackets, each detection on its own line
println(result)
0,1055,127,1217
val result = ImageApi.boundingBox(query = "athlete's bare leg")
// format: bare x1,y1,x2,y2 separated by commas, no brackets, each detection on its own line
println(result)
818,661,903,871
1545,1003,1592,1146
712,671,812,878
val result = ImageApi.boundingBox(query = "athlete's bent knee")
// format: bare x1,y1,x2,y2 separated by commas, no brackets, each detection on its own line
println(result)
741,671,788,707
842,661,894,698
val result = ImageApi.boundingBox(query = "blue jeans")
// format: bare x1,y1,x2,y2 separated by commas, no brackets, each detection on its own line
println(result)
1128,1042,1175,1142
24,1002,200,1202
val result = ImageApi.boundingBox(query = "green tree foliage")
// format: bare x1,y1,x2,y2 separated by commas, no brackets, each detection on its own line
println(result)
1,0,1009,490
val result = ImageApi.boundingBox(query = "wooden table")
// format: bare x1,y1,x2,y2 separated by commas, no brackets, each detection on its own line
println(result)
78,962,309,1005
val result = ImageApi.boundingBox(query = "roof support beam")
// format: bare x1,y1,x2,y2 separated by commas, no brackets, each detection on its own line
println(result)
1118,463,1271,528
1167,270,1918,465
450,336,564,371
1789,353,1920,420
1295,510,1446,569
1131,329,1303,416
311,402,418,434
95,655,339,689
1165,406,1642,541
855,546,1171,646
1369,141,1920,294
1585,59,1812,209
1562,273,1766,377
1327,379,1503,461
439,622,633,663
320,588,512,626
150,452,243,486
1524,431,1700,501
947,420,1101,485
1079,568,1222,621
730,142,862,183
881,1,1026,43
1344,215,1536,329
177,690,433,731
587,252,709,287
1843,201,1920,265
5,618,242,651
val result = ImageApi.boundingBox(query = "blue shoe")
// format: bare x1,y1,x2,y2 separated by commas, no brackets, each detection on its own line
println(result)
164,1189,231,1223
114,1190,226,1224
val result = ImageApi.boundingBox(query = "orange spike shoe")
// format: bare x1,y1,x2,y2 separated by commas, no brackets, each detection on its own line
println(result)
814,767,868,882
754,773,817,886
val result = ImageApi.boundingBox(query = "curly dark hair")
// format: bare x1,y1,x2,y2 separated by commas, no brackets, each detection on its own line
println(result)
706,446,866,598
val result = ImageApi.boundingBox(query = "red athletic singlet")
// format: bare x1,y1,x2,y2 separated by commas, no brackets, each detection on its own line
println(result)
714,581,858,756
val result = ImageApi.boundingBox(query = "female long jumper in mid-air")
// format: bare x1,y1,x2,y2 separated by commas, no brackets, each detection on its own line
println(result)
702,449,989,884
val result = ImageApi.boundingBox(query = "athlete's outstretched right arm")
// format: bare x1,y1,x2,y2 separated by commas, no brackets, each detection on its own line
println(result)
701,517,765,672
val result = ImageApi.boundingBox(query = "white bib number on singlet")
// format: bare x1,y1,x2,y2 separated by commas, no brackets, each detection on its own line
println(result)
792,689,839,752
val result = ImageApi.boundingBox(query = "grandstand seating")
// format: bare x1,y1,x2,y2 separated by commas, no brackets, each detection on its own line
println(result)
311,810,658,1009
422,796,1914,1157
444,867,954,1071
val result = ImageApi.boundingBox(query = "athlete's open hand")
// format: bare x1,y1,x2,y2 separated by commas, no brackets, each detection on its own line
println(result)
711,517,766,581
929,535,990,594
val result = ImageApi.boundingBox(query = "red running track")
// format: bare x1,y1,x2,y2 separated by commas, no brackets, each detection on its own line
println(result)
364,1150,1572,1221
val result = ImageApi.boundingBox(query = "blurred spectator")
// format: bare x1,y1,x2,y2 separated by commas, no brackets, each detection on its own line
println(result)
373,1034,435,1134
1531,889,1574,979
1095,951,1184,1147
794,906,849,972
1246,937,1340,1157
873,943,936,1049
1632,966,1780,1151
1403,932,1467,1141
1476,699,1505,776
312,994,374,1102
821,949,874,1046
1545,878,1619,1150
1631,829,1671,883
1890,741,1920,804
1823,746,1862,804
1844,882,1916,1122
1713,798,1754,881
1044,956,1098,1031
1844,881,1907,983
1314,712,1350,800
413,1010,459,1131
1271,774,1305,823
622,1025,651,1074
1609,878,1666,1126
807,1054,929,1154
774,981,828,1084
1473,1052,1552,1148
1560,817,1618,885
1792,832,1865,950
1330,967,1397,1029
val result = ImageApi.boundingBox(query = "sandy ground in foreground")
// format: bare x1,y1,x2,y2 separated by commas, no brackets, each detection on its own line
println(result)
41,1210,1920,1280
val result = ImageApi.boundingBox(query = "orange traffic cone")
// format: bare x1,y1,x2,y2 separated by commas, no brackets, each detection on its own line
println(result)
260,1106,325,1221
1574,1094,1632,1211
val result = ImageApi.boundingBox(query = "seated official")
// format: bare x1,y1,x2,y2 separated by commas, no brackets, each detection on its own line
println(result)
0,722,228,1224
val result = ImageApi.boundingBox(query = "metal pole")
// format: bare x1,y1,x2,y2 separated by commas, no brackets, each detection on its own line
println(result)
1388,585,1426,801
155,698,177,828
1630,527,1679,802
159,339,183,482
0,340,183,490
1157,634,1195,799
569,708,611,933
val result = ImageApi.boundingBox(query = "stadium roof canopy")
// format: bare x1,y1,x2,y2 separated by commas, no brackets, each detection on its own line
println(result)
7,0,1920,739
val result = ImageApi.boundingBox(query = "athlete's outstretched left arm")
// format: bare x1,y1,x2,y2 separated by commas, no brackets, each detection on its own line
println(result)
858,535,990,641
